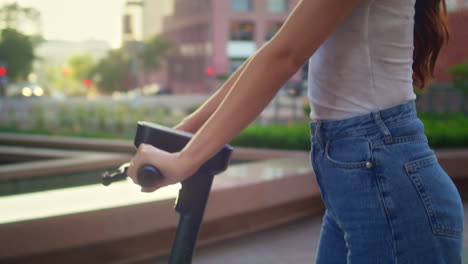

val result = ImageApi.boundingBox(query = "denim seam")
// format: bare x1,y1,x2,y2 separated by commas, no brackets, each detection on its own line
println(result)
324,139,371,169
404,154,437,173
371,134,427,148
311,140,343,231
321,114,418,139
373,160,398,262
372,111,393,144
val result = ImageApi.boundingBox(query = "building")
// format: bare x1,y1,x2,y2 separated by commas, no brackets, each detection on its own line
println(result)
446,0,468,11
142,0,174,38
121,0,174,91
122,0,174,43
159,0,300,94
434,8,468,82
132,0,468,93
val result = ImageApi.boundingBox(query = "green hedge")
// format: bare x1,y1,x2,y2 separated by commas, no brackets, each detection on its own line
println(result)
231,123,311,150
231,112,468,150
1,112,467,150
419,112,468,148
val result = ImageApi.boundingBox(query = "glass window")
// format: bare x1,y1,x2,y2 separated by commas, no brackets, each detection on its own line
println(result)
229,59,245,74
231,0,252,12
123,14,133,34
446,0,457,11
265,22,283,40
229,21,255,40
267,0,288,13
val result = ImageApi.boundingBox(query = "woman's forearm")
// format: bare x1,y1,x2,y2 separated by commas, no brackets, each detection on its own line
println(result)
179,44,300,168
175,56,253,133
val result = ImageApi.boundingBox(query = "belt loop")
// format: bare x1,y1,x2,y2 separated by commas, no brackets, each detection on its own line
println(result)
372,111,393,144
315,121,325,151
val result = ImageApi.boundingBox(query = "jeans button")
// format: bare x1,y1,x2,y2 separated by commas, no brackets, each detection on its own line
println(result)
366,161,373,168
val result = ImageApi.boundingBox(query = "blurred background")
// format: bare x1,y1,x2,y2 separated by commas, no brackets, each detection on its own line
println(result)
0,0,467,139
0,0,468,263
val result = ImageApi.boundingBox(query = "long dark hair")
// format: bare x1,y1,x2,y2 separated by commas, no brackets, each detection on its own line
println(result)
413,0,449,89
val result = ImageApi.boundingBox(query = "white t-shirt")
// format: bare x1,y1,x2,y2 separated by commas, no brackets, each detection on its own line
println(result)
307,0,417,120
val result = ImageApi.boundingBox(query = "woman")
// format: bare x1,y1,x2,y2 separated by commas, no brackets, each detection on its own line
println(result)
127,0,464,262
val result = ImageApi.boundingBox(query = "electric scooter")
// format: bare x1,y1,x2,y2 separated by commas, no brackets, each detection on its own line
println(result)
102,121,233,264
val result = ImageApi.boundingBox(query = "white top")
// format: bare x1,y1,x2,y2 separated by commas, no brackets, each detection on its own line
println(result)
307,0,417,120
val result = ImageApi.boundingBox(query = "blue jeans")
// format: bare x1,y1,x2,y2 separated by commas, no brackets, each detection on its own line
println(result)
310,100,464,264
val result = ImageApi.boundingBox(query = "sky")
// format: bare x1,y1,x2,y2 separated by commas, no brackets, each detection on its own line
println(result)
0,0,127,48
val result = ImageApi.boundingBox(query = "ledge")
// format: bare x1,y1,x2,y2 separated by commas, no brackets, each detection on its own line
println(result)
1,134,467,263
0,157,321,263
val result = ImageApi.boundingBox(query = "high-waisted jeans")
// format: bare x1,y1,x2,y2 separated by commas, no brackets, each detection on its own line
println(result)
309,100,464,264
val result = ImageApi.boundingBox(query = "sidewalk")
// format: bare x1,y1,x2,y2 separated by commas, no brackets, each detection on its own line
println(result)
138,202,468,264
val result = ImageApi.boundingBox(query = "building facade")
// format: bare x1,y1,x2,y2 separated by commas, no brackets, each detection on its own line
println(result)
127,0,466,94
434,8,468,82
446,0,468,11
160,0,300,94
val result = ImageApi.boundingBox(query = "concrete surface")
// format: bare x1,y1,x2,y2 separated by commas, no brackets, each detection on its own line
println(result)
137,203,468,264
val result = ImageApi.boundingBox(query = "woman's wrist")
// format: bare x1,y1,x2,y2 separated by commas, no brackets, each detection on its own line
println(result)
176,150,200,177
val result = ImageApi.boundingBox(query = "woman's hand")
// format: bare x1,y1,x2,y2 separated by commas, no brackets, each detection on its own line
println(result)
126,143,199,193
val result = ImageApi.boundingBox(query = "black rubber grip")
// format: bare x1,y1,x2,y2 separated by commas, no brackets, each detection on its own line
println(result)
137,165,163,187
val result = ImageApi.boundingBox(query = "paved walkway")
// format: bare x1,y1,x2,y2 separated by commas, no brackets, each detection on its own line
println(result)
137,202,468,264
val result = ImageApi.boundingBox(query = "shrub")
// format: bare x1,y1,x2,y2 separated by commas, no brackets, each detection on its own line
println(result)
231,122,311,150
448,62,468,95
231,113,468,150
419,112,468,148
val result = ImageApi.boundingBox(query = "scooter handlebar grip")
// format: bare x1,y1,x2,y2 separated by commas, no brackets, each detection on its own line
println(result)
137,165,163,187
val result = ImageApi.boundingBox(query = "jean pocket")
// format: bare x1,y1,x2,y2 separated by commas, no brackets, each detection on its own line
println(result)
324,137,372,169
404,154,463,238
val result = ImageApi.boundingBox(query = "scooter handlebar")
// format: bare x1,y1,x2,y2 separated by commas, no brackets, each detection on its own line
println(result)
137,165,163,187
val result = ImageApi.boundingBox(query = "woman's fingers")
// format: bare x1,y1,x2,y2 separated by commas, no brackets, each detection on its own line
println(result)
126,143,195,193
127,144,152,185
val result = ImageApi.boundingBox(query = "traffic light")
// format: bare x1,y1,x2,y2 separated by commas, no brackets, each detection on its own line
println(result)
0,66,7,77
83,78,93,87
205,66,215,76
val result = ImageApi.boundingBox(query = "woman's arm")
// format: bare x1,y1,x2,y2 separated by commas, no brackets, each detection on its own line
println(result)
127,0,362,192
174,56,253,133
179,0,362,169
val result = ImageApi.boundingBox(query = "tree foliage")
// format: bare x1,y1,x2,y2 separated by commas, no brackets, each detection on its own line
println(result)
139,35,172,70
91,49,131,93
0,3,42,82
448,62,468,115
91,34,172,94
449,62,468,95
0,2,41,34
0,28,35,81
68,53,96,83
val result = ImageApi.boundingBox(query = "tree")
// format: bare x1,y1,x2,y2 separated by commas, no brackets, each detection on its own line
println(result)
0,2,41,35
448,62,468,115
139,35,172,70
0,28,35,81
0,3,42,96
68,53,96,83
46,63,82,96
92,49,131,93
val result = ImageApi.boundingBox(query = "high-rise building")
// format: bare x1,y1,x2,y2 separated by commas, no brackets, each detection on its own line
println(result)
121,0,174,91
122,0,174,43
122,0,144,43
159,0,301,94
142,0,174,38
